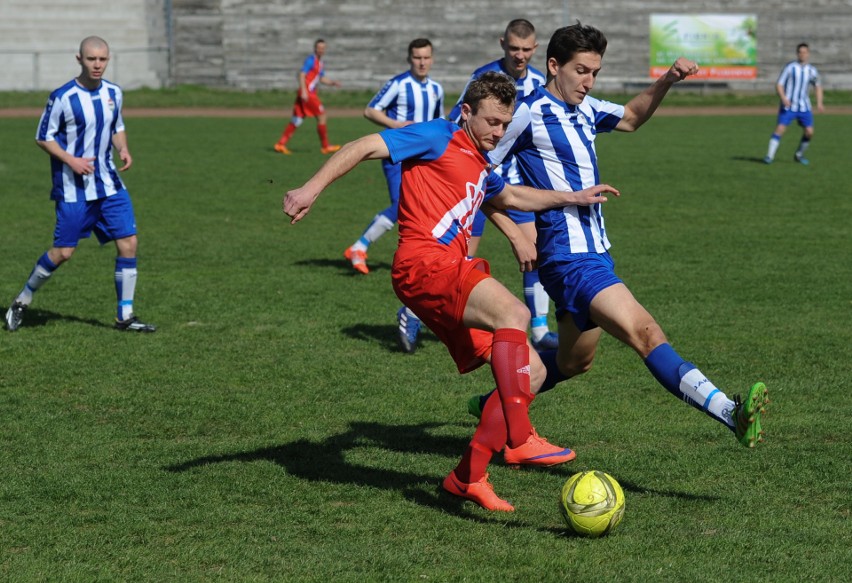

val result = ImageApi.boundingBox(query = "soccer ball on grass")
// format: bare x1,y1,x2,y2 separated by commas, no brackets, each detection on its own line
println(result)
559,470,625,537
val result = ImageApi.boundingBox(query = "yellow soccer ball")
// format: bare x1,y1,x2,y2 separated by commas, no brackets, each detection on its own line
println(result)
559,470,625,537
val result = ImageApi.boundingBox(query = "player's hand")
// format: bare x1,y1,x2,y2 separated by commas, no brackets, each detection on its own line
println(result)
117,148,132,171
569,184,620,206
283,186,317,224
299,89,309,101
670,57,699,81
69,156,96,176
510,236,537,272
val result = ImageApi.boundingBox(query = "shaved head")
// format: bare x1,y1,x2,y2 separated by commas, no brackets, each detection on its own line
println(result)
79,36,109,57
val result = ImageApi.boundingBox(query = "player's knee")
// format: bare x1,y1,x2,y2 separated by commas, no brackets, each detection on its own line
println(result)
51,247,75,263
634,320,667,357
559,351,595,377
499,300,531,331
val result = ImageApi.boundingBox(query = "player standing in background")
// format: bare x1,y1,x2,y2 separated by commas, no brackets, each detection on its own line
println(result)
5,36,155,333
449,19,559,353
274,39,342,155
479,22,768,448
342,38,444,353
285,72,620,511
764,43,824,165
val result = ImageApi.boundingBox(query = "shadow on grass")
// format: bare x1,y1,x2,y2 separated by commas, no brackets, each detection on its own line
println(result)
731,155,772,164
617,478,721,502
2,306,110,330
165,420,567,532
293,257,393,275
341,323,438,353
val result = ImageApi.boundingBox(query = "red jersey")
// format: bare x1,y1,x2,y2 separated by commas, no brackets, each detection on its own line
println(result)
380,119,506,262
300,54,324,94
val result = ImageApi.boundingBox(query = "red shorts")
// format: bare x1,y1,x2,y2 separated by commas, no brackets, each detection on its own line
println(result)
292,93,324,118
392,249,494,374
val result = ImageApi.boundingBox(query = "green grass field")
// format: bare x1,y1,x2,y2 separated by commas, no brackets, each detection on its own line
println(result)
1,110,850,581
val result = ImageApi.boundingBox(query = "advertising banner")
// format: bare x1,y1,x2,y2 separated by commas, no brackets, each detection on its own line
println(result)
650,14,757,79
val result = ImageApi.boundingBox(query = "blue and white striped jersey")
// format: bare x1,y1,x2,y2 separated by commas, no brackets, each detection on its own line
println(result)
449,60,545,185
777,61,821,112
368,71,444,123
448,60,545,123
36,78,126,203
489,85,624,257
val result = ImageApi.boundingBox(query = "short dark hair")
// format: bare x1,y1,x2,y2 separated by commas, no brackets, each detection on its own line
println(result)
547,22,608,69
796,42,810,51
408,38,432,58
462,71,516,114
314,39,325,48
504,18,535,39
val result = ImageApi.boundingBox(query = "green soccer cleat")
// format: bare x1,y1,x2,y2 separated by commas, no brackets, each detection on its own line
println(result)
467,394,483,419
733,382,769,448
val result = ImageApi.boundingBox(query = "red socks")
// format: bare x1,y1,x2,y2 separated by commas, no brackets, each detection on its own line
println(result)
279,123,296,144
490,328,533,447
317,123,330,148
453,328,535,484
453,391,506,482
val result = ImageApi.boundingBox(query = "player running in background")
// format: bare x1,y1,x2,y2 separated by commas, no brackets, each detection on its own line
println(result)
5,36,155,333
342,38,445,353
285,72,620,511
274,39,342,155
475,23,768,448
764,43,824,165
449,19,559,352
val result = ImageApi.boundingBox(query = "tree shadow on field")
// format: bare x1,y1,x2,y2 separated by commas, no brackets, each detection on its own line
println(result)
341,323,438,353
2,305,110,330
293,257,393,276
165,420,561,532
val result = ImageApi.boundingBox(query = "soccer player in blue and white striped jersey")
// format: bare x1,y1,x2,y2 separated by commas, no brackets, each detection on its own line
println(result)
448,19,559,352
344,38,444,352
344,38,444,276
4,36,155,333
484,23,768,448
764,43,824,165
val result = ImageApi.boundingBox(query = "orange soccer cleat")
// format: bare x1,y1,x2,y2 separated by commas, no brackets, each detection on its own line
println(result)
274,143,292,155
321,144,341,155
503,429,576,467
343,246,369,274
442,470,514,512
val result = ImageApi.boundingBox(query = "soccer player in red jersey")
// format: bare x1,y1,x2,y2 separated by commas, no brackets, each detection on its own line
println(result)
285,72,619,511
274,39,342,155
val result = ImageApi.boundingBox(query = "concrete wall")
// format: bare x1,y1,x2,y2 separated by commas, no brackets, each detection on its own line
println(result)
0,0,169,91
171,0,852,92
2,0,851,93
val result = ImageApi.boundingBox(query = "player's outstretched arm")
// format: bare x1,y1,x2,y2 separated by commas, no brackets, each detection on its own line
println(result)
482,203,537,272
618,57,699,132
283,134,389,224
492,183,620,212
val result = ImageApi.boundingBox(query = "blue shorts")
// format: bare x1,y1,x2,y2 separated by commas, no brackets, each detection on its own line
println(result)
470,208,535,238
777,107,814,128
54,190,137,247
539,252,623,331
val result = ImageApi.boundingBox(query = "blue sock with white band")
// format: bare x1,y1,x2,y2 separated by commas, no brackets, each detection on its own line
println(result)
644,343,735,428
16,252,58,305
